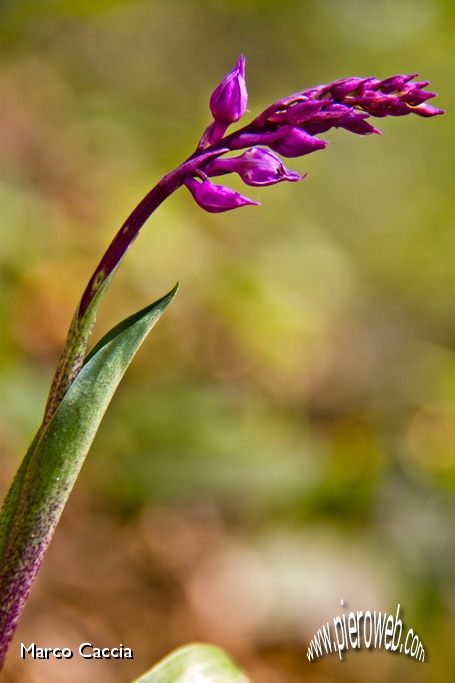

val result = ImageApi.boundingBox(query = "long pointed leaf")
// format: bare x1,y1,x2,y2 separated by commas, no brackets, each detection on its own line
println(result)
0,284,178,665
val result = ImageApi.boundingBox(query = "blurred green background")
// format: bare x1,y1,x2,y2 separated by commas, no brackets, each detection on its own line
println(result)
0,1,453,681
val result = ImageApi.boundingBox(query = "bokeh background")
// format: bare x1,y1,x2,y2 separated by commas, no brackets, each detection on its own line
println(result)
0,1,454,681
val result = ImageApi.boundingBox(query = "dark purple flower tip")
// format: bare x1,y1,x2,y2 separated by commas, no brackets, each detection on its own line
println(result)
400,88,437,106
304,109,381,136
209,55,248,125
268,126,328,158
319,77,365,99
355,77,381,94
341,76,444,118
300,105,352,135
184,175,259,213
310,103,353,121
342,91,405,117
409,80,431,90
204,147,303,186
410,103,446,117
336,110,381,135
378,74,419,94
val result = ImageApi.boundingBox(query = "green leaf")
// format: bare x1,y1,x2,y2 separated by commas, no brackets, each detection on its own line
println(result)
0,285,178,662
132,644,253,683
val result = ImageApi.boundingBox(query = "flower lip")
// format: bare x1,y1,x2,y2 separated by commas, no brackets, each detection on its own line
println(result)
204,147,304,186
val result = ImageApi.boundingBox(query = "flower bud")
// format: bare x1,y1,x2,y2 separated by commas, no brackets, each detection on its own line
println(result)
319,77,365,99
400,86,435,106
268,98,330,125
268,126,327,158
210,55,248,124
204,148,303,186
356,77,381,94
336,110,380,135
378,74,419,94
184,175,259,213
303,108,380,136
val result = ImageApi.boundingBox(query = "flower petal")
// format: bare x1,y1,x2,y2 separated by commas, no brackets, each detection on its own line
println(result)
209,55,248,124
184,176,259,213
268,126,327,158
204,147,303,186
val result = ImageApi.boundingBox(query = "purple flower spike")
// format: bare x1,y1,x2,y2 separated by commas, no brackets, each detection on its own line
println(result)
196,61,442,206
204,147,303,186
268,126,328,158
184,175,259,213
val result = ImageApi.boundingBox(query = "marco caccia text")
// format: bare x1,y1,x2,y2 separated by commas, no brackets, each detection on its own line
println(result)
21,642,134,659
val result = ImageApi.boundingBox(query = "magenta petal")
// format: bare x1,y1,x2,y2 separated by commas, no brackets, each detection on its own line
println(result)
204,147,303,186
269,126,328,158
356,77,381,94
235,148,303,185
378,74,419,94
400,89,437,106
339,114,380,135
269,99,329,125
184,176,259,213
310,103,352,121
209,55,248,125
411,103,446,117
322,77,365,99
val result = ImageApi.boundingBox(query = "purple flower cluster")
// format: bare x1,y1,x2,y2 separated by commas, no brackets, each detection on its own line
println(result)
184,56,444,213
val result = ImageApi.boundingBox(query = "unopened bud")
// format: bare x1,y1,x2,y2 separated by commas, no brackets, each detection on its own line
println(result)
268,126,327,158
210,55,248,124
184,175,259,213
